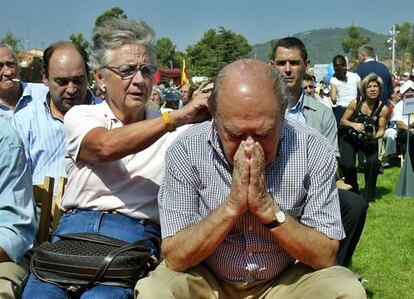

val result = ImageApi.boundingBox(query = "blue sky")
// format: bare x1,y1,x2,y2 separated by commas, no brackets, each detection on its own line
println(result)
1,0,413,51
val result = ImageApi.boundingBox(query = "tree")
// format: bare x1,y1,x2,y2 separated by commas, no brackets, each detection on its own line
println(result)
69,33,90,54
95,7,127,27
395,22,414,57
267,39,279,61
0,31,22,53
186,27,251,78
156,37,179,69
341,25,370,61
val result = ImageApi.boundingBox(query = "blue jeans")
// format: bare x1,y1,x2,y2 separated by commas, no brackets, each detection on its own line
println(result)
22,210,161,299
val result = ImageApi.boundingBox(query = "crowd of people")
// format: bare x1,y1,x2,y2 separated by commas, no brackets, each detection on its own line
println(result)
1,16,413,299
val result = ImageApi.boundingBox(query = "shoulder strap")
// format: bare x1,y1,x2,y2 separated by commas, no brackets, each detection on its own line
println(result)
88,238,158,287
369,101,385,120
351,98,363,120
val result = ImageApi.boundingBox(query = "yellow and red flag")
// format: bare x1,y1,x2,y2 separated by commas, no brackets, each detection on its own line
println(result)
181,59,189,85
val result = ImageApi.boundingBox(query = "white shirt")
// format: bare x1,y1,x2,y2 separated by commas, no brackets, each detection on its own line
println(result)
62,102,188,222
330,72,360,107
391,100,412,125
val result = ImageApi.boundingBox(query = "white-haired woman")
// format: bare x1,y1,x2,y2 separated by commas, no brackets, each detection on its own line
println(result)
23,18,209,299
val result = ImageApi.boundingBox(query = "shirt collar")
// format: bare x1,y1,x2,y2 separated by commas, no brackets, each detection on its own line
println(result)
288,91,305,112
43,89,97,118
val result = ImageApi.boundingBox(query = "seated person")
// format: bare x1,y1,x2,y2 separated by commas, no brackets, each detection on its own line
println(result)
22,18,209,299
135,59,366,298
12,42,99,187
146,85,164,119
382,84,401,167
0,117,37,298
160,88,182,112
392,80,414,170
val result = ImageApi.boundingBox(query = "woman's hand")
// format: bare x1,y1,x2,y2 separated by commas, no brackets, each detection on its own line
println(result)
170,82,213,126
352,122,365,133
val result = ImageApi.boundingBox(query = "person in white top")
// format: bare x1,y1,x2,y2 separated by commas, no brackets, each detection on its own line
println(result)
391,80,414,170
330,55,362,177
330,55,360,108
22,18,210,299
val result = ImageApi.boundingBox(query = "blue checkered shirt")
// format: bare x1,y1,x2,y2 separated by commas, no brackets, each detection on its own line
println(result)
159,119,344,283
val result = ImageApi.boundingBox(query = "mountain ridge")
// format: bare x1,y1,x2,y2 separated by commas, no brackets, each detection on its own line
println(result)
250,26,389,65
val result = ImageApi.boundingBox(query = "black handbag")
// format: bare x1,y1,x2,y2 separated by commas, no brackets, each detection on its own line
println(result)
30,233,158,293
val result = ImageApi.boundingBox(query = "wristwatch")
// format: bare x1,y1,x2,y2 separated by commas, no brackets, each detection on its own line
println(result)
264,210,286,229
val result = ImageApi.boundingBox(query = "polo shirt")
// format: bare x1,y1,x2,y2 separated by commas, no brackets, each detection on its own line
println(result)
62,101,188,222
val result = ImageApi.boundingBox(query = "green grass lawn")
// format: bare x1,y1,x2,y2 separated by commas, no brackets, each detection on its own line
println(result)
350,165,414,298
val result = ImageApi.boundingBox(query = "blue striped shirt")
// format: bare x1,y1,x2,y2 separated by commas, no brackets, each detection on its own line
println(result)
12,91,99,186
0,117,37,262
0,82,48,122
159,119,344,283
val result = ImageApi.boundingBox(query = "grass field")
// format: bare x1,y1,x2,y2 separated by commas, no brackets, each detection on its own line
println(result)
350,164,414,298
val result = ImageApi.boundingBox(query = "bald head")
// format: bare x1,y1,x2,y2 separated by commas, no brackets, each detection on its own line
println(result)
211,59,289,165
208,59,290,117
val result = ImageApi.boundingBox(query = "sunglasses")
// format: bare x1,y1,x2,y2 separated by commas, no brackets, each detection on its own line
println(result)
103,64,157,80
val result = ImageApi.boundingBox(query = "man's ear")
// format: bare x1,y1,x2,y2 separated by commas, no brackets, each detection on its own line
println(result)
269,61,274,67
305,59,310,72
42,71,49,86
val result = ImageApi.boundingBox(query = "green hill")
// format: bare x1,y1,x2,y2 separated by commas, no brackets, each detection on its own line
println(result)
250,26,389,65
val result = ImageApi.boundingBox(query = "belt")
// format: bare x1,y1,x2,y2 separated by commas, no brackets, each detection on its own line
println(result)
65,209,160,230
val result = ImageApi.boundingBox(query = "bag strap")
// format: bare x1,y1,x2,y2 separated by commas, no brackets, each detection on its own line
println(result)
351,98,364,121
54,233,127,247
87,238,158,287
368,101,384,121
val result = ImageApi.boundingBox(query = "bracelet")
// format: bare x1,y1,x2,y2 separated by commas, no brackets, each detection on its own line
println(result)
161,112,176,132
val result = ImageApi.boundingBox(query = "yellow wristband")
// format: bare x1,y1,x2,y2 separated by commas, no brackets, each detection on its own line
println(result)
162,112,176,132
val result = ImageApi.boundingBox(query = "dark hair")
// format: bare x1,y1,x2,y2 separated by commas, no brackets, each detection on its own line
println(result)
303,73,314,82
272,37,308,61
332,55,347,82
43,42,90,77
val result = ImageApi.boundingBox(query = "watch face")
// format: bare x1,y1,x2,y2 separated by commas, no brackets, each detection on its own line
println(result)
276,211,286,223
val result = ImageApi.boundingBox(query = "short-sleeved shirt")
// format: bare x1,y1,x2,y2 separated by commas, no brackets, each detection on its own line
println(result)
0,117,37,262
159,119,344,283
391,100,411,125
0,82,48,122
62,102,188,222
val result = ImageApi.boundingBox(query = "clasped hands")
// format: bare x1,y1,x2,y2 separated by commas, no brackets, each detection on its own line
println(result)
227,136,276,224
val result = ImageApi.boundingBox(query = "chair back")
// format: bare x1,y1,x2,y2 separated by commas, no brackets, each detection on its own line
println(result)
33,176,54,245
52,177,67,232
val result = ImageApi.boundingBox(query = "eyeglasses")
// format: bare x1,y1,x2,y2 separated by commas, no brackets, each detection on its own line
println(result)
103,64,157,80
303,85,314,89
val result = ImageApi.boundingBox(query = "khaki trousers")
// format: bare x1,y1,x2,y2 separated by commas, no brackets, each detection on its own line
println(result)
135,261,366,299
0,262,28,299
